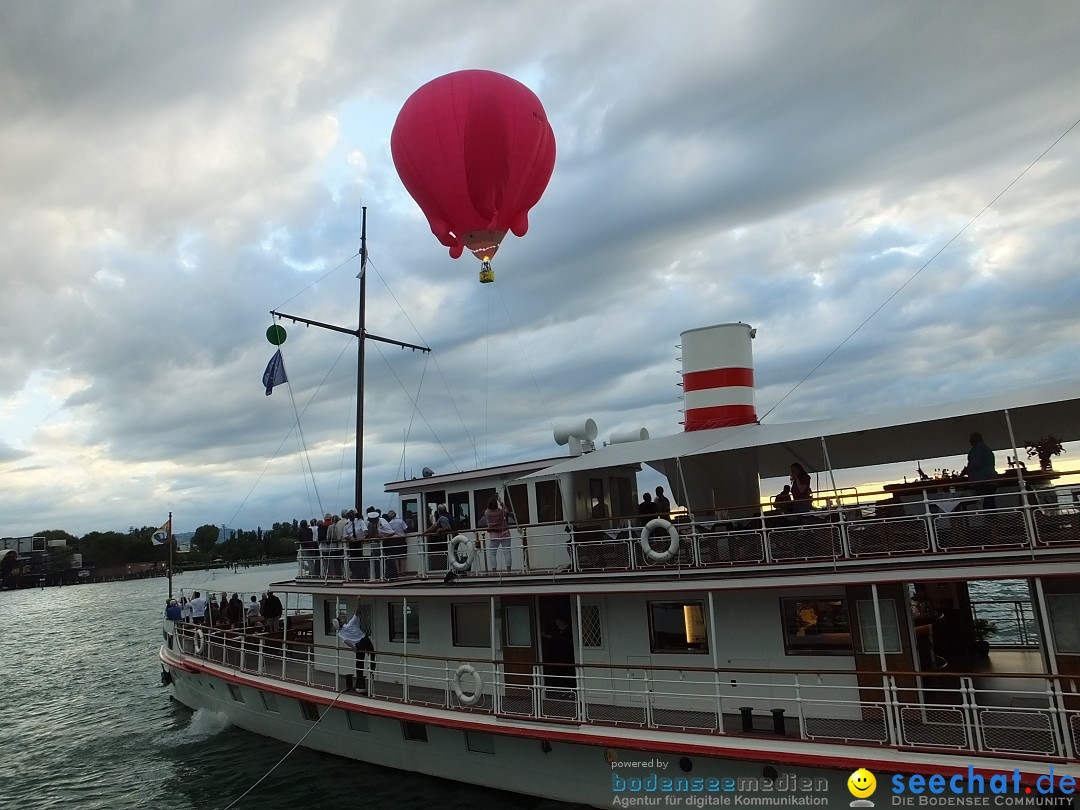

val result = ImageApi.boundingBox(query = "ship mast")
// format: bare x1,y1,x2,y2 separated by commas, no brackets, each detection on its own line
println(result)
271,207,431,509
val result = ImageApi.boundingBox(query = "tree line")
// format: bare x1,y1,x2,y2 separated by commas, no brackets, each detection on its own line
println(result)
33,520,307,568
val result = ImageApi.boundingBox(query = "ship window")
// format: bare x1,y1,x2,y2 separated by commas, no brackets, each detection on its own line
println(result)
347,712,370,732
857,599,902,654
581,604,604,648
648,601,708,654
228,684,244,703
299,700,321,721
504,605,532,647
324,597,351,636
1046,594,1080,653
401,497,420,533
466,731,495,754
388,601,420,643
781,598,853,655
402,721,428,742
448,491,471,530
536,480,563,523
452,602,491,647
260,691,280,713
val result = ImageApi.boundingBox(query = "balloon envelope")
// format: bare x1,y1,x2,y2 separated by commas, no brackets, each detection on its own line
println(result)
391,70,556,262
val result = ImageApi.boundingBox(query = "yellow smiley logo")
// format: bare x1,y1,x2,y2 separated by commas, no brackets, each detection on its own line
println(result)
848,768,877,798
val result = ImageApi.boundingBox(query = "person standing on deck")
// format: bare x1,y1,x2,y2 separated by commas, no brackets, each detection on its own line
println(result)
385,510,408,579
960,431,998,508
337,604,376,694
189,591,207,625
483,496,513,573
637,492,658,526
541,616,576,698
653,486,671,519
263,590,283,634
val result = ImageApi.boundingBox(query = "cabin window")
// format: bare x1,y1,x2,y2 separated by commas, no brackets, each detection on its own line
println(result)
388,601,421,643
1046,594,1080,653
536,480,563,523
228,684,244,703
580,603,604,649
452,602,491,648
299,700,321,721
857,599,902,654
504,605,532,647
260,691,280,713
589,478,607,520
448,491,471,530
402,721,428,742
505,484,530,526
781,598,853,655
473,488,497,523
400,497,419,533
324,597,351,636
648,601,709,654
466,731,495,754
347,712,370,732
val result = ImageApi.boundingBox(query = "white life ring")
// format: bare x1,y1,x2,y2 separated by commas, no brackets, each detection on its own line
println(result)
449,534,475,573
453,663,483,706
194,627,206,655
639,518,680,563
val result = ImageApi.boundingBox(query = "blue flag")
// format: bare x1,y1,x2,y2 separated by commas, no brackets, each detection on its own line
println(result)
262,349,288,396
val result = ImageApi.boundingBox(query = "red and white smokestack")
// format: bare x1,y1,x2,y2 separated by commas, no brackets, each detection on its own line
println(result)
680,323,757,431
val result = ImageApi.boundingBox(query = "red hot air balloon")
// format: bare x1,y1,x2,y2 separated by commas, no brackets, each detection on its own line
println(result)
391,70,556,282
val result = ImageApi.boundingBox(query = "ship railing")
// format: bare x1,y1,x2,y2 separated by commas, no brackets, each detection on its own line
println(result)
292,487,1080,583
174,626,1079,761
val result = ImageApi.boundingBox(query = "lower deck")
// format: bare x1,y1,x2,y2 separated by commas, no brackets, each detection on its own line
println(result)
167,623,1080,765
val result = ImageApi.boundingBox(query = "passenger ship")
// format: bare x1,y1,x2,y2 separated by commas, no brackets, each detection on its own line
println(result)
160,322,1080,807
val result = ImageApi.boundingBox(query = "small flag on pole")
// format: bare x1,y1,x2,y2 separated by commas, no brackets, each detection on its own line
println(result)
262,348,288,396
151,519,172,545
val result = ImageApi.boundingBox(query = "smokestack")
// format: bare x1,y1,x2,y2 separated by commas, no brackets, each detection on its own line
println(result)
679,323,757,431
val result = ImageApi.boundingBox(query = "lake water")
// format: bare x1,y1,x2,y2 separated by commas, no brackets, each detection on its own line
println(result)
0,564,581,810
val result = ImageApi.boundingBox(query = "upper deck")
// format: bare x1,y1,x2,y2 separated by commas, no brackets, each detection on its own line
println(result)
292,483,1080,589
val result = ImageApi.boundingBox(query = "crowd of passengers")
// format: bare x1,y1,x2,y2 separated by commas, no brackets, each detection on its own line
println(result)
165,590,284,632
296,497,517,579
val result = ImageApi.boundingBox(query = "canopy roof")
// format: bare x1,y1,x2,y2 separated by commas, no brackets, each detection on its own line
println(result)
522,380,1080,481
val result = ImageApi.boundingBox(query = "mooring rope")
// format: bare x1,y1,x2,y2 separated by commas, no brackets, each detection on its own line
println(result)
219,689,347,810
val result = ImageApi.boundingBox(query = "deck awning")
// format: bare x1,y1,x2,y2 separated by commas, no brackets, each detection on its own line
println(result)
520,380,1080,480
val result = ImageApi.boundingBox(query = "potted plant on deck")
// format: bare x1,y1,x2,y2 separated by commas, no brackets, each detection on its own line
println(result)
1024,436,1065,471
971,618,998,659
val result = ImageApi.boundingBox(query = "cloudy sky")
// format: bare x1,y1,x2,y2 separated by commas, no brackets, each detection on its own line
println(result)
2,1,1079,538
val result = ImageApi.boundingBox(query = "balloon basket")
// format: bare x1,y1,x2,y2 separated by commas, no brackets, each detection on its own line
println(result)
479,262,495,284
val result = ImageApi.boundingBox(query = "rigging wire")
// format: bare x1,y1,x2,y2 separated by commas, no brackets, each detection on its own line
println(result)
219,689,348,810
272,252,362,311
483,283,491,467
372,340,460,472
225,340,352,529
367,255,475,469
397,352,431,480
759,113,1080,422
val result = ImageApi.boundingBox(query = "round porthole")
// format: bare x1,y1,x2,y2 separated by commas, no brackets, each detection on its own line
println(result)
541,740,552,754
762,766,779,781
679,757,693,773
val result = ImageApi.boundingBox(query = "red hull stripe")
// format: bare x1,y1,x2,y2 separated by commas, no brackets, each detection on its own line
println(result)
685,404,757,431
683,367,754,392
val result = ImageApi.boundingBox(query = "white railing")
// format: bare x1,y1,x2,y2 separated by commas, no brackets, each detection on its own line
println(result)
293,497,1080,583
168,624,1079,761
